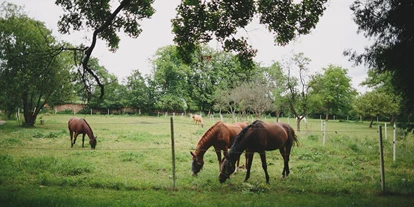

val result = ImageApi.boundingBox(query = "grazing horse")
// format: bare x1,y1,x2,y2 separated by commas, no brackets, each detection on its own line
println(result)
190,121,248,176
192,114,204,128
68,117,97,149
219,120,298,183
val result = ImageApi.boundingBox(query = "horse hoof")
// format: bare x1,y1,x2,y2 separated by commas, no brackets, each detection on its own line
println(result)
280,175,285,180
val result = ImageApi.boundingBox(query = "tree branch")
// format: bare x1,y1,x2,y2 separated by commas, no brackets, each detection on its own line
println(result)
82,0,131,99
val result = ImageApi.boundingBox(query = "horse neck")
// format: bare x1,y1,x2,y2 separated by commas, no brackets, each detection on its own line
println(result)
82,120,95,140
194,124,221,159
228,143,245,164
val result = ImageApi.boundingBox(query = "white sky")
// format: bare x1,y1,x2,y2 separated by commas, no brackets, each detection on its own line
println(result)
8,0,370,93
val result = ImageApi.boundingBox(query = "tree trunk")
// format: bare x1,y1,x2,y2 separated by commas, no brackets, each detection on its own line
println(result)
23,111,36,127
275,110,280,122
325,108,330,121
296,118,301,132
390,114,396,125
369,117,374,128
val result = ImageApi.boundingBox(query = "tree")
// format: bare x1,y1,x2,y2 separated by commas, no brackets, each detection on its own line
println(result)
353,90,399,128
360,69,401,125
308,65,357,121
285,53,311,131
55,0,156,98
84,58,124,111
151,46,191,112
0,3,73,126
261,62,289,122
172,0,328,67
347,0,414,130
125,70,151,114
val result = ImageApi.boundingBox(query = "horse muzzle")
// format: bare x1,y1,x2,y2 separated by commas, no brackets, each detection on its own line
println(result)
219,172,230,183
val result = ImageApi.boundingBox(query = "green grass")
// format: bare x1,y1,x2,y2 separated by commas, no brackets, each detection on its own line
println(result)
0,114,413,206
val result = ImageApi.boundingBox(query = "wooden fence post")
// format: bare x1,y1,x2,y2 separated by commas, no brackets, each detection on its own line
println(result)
170,117,176,190
393,123,397,162
323,121,326,146
378,125,385,192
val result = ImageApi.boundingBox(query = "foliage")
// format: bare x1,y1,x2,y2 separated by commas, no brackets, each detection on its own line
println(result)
124,69,154,113
55,0,156,98
172,0,328,67
261,62,290,120
353,90,399,128
284,53,311,131
347,0,414,130
308,65,357,120
151,45,191,111
0,2,74,126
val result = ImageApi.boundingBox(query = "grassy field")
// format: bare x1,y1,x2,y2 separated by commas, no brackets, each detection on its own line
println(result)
0,114,413,206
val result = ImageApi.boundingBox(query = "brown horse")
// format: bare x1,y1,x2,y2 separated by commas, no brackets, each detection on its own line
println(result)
68,117,97,149
190,121,248,176
191,114,204,128
219,120,298,183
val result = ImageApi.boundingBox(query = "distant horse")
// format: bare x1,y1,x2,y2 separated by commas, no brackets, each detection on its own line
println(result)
68,117,97,149
296,115,307,124
219,120,298,183
192,114,204,128
190,121,248,176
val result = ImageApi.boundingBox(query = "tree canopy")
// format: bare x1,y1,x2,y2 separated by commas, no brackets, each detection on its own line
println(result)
348,0,414,127
0,2,74,126
172,0,328,66
55,0,155,98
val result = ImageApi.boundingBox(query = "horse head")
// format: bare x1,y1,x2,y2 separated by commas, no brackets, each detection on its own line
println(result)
190,151,204,176
219,156,235,183
89,136,97,149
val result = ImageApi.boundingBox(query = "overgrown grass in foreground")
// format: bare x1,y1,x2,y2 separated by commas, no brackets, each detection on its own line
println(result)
0,114,413,206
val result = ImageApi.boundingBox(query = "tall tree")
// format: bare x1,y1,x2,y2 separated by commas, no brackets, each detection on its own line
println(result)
309,65,357,121
261,62,289,122
0,2,73,126
360,69,401,125
285,53,311,131
125,69,152,114
151,46,191,112
55,0,155,98
172,0,328,67
347,0,414,131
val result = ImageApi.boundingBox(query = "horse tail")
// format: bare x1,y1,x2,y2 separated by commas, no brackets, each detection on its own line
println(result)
289,124,299,148
281,123,299,148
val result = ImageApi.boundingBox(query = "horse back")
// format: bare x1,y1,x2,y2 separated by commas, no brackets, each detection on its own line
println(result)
68,117,89,134
261,122,289,150
224,123,243,146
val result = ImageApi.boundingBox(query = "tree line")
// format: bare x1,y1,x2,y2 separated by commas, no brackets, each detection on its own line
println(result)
0,1,409,131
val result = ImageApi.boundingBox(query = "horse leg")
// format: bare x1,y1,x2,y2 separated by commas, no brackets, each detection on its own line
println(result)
279,147,291,179
73,133,78,147
82,134,85,148
70,131,74,148
235,157,240,173
244,152,254,182
215,147,222,171
259,151,270,184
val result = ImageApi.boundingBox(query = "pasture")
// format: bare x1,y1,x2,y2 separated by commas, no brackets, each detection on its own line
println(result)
0,114,413,206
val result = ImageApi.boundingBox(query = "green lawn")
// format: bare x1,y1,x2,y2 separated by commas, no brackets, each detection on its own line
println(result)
0,114,413,206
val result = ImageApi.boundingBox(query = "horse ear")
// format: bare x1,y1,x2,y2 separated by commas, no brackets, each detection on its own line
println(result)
190,151,196,158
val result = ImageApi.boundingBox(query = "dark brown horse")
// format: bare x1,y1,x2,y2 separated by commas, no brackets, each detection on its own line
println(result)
190,121,248,176
68,117,97,149
219,120,298,183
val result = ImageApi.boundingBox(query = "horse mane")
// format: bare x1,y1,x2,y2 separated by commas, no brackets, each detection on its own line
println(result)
231,120,261,150
196,121,225,151
81,118,95,138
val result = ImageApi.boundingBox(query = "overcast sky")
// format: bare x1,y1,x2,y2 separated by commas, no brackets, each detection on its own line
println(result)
9,0,370,93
